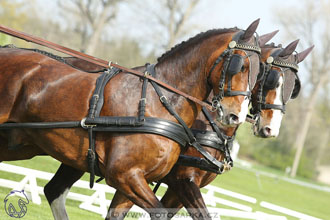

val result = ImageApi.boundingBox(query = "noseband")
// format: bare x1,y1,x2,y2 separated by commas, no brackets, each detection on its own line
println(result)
251,49,300,116
209,31,261,111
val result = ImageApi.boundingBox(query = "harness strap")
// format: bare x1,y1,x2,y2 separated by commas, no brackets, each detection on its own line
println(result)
192,130,226,151
91,117,190,146
0,121,80,129
176,155,223,173
210,51,230,104
201,107,234,167
148,65,225,173
89,68,121,118
261,103,286,112
202,107,226,144
138,73,149,122
224,90,251,97
86,65,161,187
87,129,96,188
86,68,120,188
150,82,196,141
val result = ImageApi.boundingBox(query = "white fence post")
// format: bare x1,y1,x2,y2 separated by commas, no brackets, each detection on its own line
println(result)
16,173,41,205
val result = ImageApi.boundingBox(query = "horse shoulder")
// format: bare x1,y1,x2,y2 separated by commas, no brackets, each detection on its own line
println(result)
0,49,47,123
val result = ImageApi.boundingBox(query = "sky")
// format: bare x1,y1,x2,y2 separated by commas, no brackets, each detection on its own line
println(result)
36,0,302,45
34,0,312,81
195,0,291,42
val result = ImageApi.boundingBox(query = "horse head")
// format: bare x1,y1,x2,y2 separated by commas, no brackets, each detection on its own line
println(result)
207,19,261,126
251,40,314,137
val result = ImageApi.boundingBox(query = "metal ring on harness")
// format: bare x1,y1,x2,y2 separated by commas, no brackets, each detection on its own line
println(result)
108,61,113,69
80,118,96,129
211,99,220,112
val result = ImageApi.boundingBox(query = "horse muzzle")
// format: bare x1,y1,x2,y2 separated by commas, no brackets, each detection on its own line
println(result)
253,124,277,138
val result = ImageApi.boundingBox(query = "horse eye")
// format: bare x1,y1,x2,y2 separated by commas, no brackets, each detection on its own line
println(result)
276,82,280,88
241,65,245,72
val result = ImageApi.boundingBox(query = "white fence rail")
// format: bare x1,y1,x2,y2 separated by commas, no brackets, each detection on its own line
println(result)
0,163,322,220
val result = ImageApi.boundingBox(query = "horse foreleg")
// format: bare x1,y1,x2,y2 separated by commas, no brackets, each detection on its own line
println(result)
160,188,183,219
44,163,84,220
106,190,133,220
163,179,211,220
107,169,168,220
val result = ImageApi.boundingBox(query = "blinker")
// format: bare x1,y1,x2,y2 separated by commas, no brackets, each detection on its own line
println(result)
264,70,280,90
291,78,301,99
227,54,244,75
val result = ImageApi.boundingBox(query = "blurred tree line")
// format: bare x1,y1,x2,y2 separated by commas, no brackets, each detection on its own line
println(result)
0,0,329,181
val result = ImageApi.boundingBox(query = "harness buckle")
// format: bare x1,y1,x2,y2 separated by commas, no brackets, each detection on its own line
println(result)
160,95,167,103
93,94,99,101
211,98,221,112
80,118,97,129
188,137,197,146
223,163,232,172
140,98,147,104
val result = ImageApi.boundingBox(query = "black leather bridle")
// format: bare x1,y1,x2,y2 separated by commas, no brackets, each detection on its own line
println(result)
251,49,300,117
208,31,261,114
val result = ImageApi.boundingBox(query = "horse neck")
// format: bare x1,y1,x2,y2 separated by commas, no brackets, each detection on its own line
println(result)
155,49,210,101
154,33,232,113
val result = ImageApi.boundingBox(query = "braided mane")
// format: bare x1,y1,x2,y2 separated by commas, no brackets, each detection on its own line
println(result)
157,27,239,63
263,42,282,49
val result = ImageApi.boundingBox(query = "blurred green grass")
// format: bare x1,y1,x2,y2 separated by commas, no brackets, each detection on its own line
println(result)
0,156,329,220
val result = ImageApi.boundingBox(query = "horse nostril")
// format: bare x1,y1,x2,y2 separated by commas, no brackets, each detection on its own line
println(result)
262,126,272,137
228,113,239,124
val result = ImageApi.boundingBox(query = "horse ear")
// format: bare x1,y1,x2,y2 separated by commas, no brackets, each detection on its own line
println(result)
296,45,314,63
258,30,279,47
241,18,260,42
279,39,299,57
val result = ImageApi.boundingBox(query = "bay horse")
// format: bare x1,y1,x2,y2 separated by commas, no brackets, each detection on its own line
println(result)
104,38,314,219
38,37,314,220
153,40,314,219
251,42,314,137
0,20,261,219
42,30,276,220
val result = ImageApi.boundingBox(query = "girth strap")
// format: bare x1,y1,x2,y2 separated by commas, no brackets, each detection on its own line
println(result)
90,117,190,146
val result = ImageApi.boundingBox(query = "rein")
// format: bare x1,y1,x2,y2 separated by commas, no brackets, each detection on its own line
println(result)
0,25,211,111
